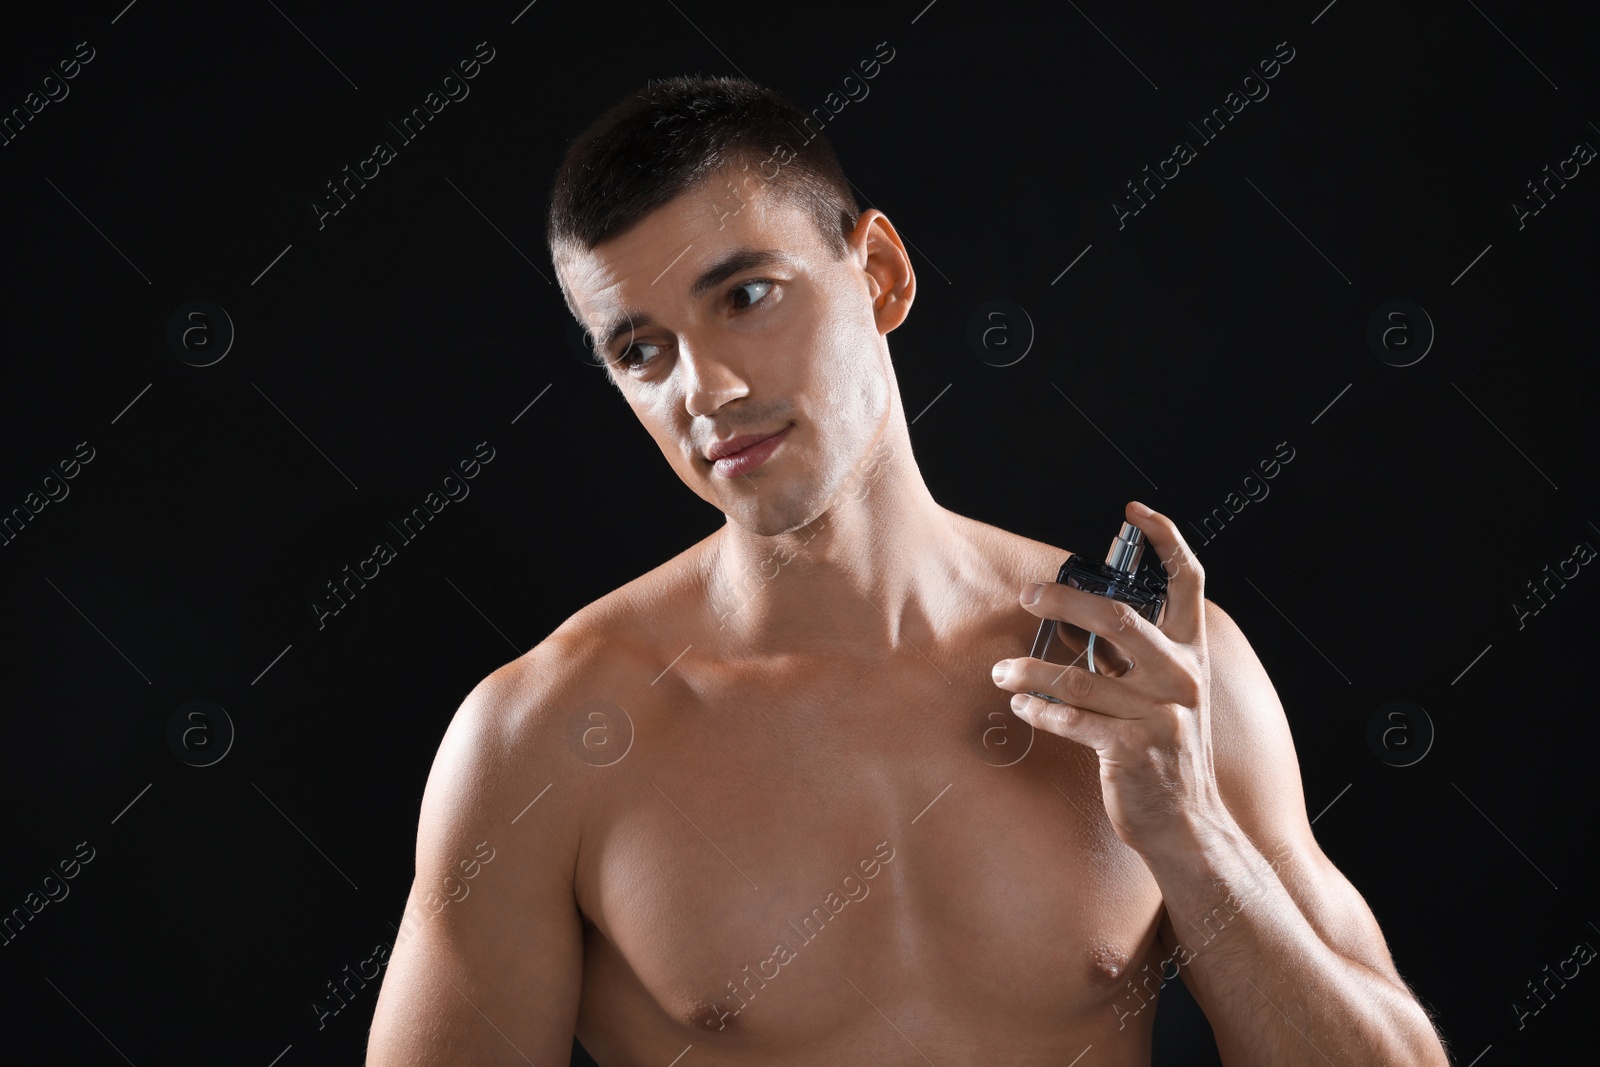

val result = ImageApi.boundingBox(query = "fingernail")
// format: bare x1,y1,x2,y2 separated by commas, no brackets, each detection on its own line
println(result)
991,659,1010,683
1021,582,1042,606
1010,693,1030,712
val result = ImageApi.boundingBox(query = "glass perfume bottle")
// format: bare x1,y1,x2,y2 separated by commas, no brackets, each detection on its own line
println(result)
1026,521,1168,702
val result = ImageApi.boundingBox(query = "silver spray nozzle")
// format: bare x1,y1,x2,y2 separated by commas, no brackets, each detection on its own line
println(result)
1104,522,1146,575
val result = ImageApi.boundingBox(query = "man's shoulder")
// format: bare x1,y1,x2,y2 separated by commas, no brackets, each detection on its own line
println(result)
418,597,665,849
458,541,709,744
947,510,1076,579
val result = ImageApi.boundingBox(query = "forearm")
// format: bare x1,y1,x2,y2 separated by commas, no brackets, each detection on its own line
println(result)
1140,812,1446,1067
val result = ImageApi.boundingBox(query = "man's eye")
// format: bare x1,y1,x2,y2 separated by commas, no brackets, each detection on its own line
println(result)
617,341,661,371
731,278,775,310
615,281,776,373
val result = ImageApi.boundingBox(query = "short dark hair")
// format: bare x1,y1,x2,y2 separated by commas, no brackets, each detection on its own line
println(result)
544,74,862,316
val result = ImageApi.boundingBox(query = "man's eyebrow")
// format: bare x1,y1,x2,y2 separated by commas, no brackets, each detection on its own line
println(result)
596,247,793,353
688,247,791,299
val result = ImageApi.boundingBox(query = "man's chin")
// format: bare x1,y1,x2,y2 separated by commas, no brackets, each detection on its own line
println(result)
721,492,824,540
733,512,807,539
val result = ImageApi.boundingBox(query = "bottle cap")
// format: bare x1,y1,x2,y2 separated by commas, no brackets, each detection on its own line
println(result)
1104,522,1146,574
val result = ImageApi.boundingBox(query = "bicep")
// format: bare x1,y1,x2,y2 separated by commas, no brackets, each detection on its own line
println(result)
1202,598,1406,988
367,878,583,1067
367,667,586,1066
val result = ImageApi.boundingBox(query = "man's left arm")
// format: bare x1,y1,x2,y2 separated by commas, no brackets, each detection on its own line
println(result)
1144,595,1448,1066
997,501,1450,1067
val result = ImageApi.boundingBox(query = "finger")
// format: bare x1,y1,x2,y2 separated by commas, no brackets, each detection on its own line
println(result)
1019,580,1179,682
995,657,1147,720
1009,690,1120,750
1124,500,1205,647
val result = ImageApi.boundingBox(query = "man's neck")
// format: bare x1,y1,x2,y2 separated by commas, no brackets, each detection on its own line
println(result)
702,440,981,662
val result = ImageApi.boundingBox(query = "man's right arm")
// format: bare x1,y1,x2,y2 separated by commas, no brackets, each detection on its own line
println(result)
366,648,590,1066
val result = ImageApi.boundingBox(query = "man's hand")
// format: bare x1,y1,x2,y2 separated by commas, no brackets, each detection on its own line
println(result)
989,500,1449,1065
991,499,1223,857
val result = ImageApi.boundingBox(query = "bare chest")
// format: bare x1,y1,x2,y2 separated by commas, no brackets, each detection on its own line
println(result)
570,649,1167,1063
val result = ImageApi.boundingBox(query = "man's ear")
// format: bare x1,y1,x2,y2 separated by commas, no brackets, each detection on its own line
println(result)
851,209,914,333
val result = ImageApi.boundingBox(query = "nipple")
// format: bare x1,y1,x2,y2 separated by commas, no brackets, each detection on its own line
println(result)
1090,942,1130,983
686,996,741,1032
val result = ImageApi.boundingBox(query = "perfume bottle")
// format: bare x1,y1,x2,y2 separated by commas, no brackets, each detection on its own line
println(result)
1026,522,1168,701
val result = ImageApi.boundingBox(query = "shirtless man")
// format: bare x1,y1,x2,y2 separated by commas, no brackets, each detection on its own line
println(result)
366,76,1449,1066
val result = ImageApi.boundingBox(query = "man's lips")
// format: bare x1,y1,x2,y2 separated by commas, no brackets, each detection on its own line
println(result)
705,425,793,478
705,425,792,461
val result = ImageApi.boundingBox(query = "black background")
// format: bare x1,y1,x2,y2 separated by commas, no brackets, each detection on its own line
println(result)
2,1,1596,1064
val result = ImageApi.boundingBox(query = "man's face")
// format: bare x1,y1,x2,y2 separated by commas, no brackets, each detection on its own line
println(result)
554,166,910,537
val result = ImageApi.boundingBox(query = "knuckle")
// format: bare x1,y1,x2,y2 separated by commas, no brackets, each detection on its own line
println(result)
1066,666,1095,701
1178,668,1205,707
1159,705,1186,738
1060,704,1088,734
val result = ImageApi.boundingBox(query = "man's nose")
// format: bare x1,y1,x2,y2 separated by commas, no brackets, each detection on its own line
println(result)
679,341,750,417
